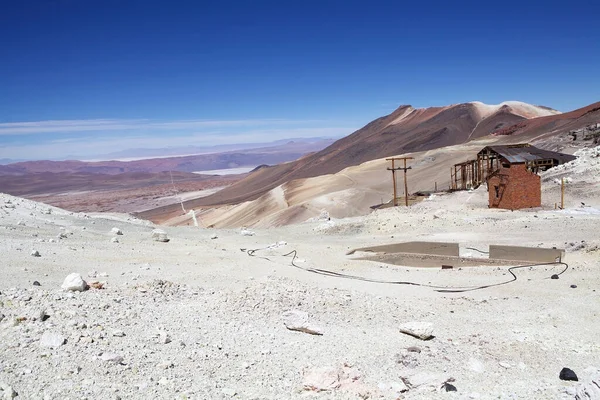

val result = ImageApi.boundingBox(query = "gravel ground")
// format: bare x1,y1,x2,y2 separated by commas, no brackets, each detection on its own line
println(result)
1,181,599,399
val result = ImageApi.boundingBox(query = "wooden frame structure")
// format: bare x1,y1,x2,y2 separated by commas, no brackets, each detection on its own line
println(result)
451,144,576,191
386,157,413,206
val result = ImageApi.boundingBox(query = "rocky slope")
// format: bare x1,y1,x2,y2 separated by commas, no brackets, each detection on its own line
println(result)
1,188,599,399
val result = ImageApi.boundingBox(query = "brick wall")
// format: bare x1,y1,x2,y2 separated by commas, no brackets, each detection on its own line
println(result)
487,164,541,209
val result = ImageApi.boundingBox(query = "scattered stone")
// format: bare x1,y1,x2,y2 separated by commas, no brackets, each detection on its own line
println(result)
560,367,578,381
210,233,218,239
551,274,559,279
400,371,443,389
395,351,419,368
573,371,600,398
35,308,49,322
32,281,41,286
571,284,578,289
17,220,25,226
100,352,124,364
111,227,123,235
112,330,126,337
39,331,65,348
399,321,434,340
282,310,324,335
390,381,409,394
467,358,485,374
443,382,457,392
151,229,170,242
157,332,172,344
88,281,105,290
0,382,17,399
61,273,88,292
57,232,68,239
407,346,422,353
221,388,237,396
30,250,40,257
240,228,255,236
111,237,119,243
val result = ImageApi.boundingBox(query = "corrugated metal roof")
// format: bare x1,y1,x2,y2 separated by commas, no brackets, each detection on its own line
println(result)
478,144,577,164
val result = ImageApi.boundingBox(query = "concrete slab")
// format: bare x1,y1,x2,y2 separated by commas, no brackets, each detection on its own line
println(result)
488,245,565,263
347,241,459,257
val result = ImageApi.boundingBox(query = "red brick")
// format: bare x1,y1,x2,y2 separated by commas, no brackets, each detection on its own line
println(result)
487,164,541,210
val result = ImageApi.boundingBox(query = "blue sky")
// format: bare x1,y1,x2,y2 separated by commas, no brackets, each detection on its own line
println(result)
1,0,599,160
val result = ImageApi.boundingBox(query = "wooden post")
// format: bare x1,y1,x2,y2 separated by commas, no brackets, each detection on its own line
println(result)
387,157,413,207
403,158,409,206
391,159,397,206
561,177,565,209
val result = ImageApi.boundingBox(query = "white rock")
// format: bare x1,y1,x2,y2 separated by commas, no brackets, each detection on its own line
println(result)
30,250,40,257
282,310,323,335
469,358,485,373
379,381,409,394
111,237,119,243
303,366,340,391
33,308,48,321
151,229,170,242
112,330,125,337
17,220,25,226
61,273,87,292
110,227,123,235
240,228,255,236
400,371,442,389
221,388,237,396
39,331,65,348
574,371,600,399
390,381,409,393
210,233,218,239
100,352,124,364
0,382,17,399
399,321,434,340
157,332,171,344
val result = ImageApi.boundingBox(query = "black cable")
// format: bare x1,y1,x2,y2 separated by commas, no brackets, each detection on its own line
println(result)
465,247,489,254
244,248,568,293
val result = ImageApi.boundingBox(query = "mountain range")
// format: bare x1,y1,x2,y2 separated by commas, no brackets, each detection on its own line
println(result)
161,101,568,208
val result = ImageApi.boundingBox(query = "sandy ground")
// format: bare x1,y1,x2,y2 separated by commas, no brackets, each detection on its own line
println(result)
1,177,599,399
166,143,598,229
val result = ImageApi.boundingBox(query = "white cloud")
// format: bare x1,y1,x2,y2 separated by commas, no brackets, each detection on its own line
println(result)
0,118,321,136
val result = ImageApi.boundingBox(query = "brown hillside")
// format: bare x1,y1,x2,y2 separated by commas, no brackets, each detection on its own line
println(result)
161,102,557,212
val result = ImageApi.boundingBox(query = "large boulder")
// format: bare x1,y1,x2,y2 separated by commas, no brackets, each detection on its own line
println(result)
61,273,87,292
399,321,434,340
151,229,170,242
283,310,323,335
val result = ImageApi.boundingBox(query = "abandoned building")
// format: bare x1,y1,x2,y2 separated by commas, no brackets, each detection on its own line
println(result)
451,144,576,210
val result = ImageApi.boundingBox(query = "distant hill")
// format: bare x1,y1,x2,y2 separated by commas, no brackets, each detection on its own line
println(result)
0,138,335,176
